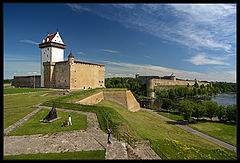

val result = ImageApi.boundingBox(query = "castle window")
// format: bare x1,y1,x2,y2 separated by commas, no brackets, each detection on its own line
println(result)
58,80,60,82
65,80,66,82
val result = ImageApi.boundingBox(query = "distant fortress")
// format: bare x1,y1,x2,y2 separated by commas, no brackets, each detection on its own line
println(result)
127,73,211,97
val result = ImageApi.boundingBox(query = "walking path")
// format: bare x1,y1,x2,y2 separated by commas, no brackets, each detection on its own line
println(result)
141,108,236,152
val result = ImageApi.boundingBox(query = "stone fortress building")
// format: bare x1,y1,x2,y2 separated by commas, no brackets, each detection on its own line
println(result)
13,32,105,89
128,73,211,97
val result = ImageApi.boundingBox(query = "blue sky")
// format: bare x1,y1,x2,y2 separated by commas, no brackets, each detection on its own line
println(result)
4,3,236,82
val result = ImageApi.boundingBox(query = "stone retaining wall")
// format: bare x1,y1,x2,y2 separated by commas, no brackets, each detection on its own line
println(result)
76,90,140,112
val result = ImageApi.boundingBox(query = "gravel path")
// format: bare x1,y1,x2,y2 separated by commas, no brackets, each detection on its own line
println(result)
141,108,236,152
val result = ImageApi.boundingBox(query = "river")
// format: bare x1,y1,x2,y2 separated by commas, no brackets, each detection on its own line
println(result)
211,93,236,106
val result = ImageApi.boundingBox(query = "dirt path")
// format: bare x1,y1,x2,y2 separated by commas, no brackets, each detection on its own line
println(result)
141,108,236,152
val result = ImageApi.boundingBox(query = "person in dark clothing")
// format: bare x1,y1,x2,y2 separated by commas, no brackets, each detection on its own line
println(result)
106,128,112,144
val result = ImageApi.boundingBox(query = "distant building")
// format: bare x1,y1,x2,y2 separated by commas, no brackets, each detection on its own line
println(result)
128,73,211,98
13,32,105,89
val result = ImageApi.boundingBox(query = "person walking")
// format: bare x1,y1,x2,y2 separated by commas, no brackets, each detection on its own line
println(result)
106,128,112,144
68,115,72,126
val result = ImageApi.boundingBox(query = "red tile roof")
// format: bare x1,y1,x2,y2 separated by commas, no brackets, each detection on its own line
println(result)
43,32,57,43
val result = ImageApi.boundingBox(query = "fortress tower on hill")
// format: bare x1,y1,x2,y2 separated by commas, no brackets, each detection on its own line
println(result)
13,32,105,89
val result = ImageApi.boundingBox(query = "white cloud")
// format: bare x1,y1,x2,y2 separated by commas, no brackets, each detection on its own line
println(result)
99,49,120,54
77,51,86,55
66,3,91,12
185,53,230,66
66,4,236,53
19,40,39,45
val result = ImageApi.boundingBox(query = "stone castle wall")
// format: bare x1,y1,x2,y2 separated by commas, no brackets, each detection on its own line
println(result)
43,60,105,89
54,62,70,89
12,76,41,88
70,62,105,90
75,90,140,112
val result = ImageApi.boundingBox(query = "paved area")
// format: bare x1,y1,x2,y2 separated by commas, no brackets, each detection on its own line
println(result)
141,108,236,152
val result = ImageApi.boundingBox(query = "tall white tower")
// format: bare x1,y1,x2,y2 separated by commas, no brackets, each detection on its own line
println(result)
39,32,66,87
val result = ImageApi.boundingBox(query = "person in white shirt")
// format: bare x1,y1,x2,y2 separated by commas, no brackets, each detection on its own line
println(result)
68,115,72,126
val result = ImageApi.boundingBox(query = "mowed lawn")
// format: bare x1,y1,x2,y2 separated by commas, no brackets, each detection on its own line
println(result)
9,109,87,136
158,112,237,147
4,107,37,129
4,150,105,160
189,122,237,146
97,100,236,160
158,112,184,121
4,92,62,109
4,87,61,94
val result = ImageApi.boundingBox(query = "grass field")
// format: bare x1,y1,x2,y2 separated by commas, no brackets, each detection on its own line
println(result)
4,92,62,109
4,88,58,94
189,122,237,147
4,107,37,129
157,111,237,147
157,112,184,121
97,100,236,160
9,109,87,136
4,150,105,160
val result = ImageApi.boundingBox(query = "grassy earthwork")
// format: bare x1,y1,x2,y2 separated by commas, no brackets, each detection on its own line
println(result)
4,150,105,160
96,100,236,160
8,109,87,136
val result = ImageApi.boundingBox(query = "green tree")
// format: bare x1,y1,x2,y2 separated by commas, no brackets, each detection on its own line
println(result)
194,81,199,88
216,105,227,121
169,89,176,99
178,100,194,122
200,84,205,89
192,102,206,120
226,104,236,122
161,98,175,110
205,101,218,121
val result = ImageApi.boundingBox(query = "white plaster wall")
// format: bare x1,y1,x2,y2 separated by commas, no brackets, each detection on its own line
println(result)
52,47,64,62
52,32,64,44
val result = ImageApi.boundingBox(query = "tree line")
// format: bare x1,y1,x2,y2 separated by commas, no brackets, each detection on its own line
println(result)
149,98,236,123
105,77,146,98
155,82,221,99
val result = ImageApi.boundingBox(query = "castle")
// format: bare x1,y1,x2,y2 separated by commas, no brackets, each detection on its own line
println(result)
13,32,105,89
128,73,211,97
